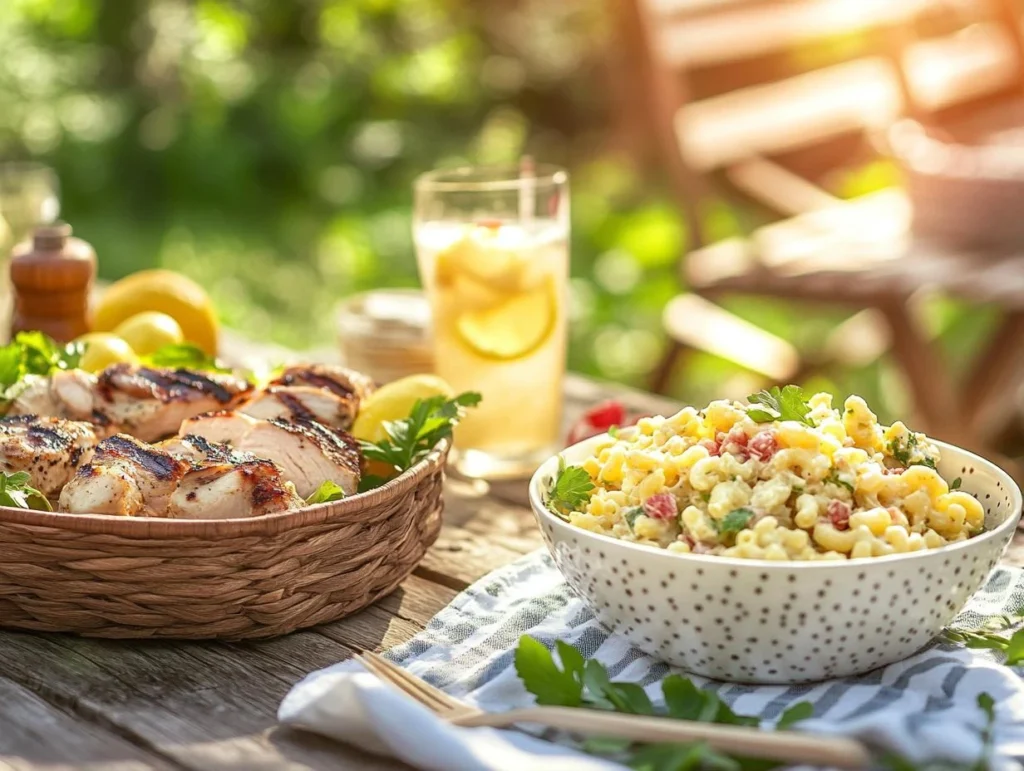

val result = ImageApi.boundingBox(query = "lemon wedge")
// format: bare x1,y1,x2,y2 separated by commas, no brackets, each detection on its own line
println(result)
352,374,455,443
455,277,557,361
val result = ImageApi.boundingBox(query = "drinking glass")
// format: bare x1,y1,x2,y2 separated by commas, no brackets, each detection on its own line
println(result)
414,163,569,479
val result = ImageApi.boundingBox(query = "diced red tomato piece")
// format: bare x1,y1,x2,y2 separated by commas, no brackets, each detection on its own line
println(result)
643,493,678,521
828,500,851,530
583,401,627,431
747,430,779,462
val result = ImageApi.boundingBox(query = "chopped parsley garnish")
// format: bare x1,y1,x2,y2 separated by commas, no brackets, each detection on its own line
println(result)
716,507,754,537
888,433,936,470
746,385,813,425
623,506,644,531
546,456,595,520
951,477,962,490
825,471,854,494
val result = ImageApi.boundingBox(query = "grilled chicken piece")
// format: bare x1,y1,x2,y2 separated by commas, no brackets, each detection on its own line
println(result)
179,411,361,497
0,415,99,497
11,371,106,427
59,434,190,516
93,365,254,442
60,433,303,518
9,366,254,442
241,364,375,430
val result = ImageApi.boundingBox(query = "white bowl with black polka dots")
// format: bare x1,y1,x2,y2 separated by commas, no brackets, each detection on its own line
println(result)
529,433,1022,684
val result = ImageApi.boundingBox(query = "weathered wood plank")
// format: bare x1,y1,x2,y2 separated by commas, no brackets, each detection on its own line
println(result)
0,629,398,771
416,524,526,590
0,677,176,771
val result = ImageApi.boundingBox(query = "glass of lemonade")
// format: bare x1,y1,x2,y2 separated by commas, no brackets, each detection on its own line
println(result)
414,163,569,479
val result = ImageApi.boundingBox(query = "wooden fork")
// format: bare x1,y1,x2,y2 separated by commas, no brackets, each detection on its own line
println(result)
355,652,873,768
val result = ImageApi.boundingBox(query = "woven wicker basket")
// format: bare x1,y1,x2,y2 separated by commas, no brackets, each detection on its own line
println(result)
0,440,448,640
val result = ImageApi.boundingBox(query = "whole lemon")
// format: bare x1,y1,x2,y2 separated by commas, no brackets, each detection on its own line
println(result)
114,312,185,356
75,333,139,373
93,270,219,355
352,374,454,443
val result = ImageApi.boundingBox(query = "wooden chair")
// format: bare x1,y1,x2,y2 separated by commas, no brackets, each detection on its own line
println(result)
618,0,1024,413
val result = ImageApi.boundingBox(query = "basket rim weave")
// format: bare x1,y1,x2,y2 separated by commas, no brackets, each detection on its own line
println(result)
0,438,449,539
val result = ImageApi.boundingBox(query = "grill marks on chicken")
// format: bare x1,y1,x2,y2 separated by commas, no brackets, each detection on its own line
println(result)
179,411,361,497
59,435,190,517
93,365,254,441
241,364,374,430
59,432,303,518
9,362,369,517
0,415,99,497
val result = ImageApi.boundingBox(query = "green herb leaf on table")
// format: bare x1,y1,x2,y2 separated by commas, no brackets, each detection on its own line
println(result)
776,702,814,729
717,508,755,537
745,386,812,426
546,455,595,520
0,470,51,511
513,635,583,707
305,480,346,505
359,391,481,490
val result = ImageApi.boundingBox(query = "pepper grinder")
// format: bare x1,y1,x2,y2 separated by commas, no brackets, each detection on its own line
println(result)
9,222,96,342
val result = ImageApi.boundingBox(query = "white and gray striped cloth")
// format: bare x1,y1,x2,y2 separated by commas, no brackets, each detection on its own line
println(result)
280,550,1024,770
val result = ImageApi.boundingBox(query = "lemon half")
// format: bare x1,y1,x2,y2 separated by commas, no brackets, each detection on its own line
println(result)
454,277,557,361
352,374,455,443
94,270,219,355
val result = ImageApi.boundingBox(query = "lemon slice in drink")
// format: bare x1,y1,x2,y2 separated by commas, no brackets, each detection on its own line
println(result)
435,226,527,293
455,277,557,361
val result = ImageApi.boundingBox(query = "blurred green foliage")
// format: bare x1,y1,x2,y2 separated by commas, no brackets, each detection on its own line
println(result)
0,0,1002,423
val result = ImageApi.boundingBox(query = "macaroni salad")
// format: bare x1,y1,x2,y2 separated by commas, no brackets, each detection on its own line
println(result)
551,388,985,561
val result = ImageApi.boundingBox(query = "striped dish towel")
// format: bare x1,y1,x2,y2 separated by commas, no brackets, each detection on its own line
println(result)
280,550,1024,770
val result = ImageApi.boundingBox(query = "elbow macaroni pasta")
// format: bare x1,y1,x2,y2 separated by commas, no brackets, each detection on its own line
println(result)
562,392,985,561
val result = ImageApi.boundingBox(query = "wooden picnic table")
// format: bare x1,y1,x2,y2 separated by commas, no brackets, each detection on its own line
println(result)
1,367,1021,771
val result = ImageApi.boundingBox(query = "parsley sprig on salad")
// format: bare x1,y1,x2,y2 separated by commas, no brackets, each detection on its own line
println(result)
745,385,813,425
546,456,594,520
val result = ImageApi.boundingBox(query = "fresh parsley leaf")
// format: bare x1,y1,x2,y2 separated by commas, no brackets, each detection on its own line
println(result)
359,392,481,482
825,472,854,494
1005,628,1024,666
514,635,583,707
0,332,84,402
608,425,619,438
0,470,51,511
746,386,812,425
514,636,818,770
951,477,962,490
141,343,228,372
305,480,346,505
717,508,755,537
776,702,814,729
546,455,594,518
